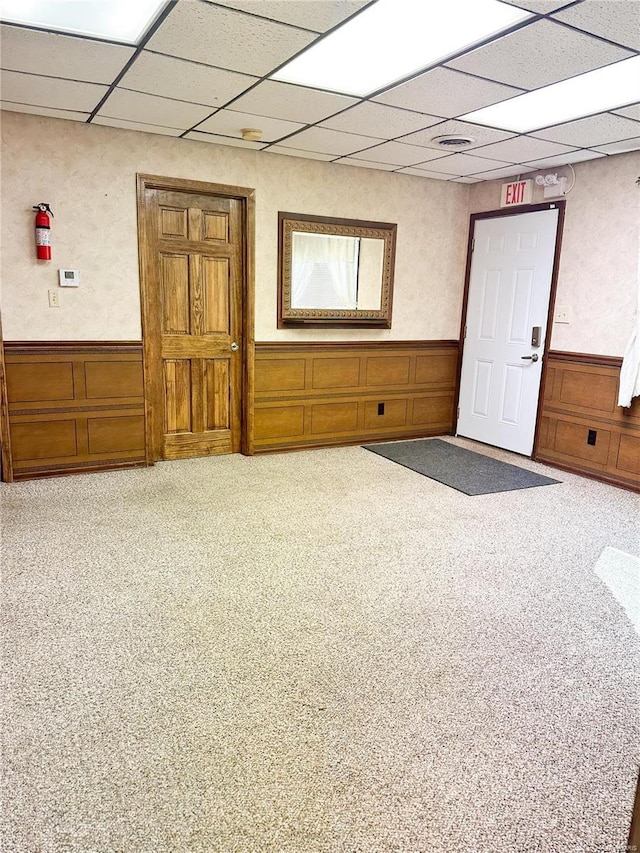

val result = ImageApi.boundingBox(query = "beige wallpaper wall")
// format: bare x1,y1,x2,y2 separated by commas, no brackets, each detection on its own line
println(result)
0,111,470,342
469,151,640,357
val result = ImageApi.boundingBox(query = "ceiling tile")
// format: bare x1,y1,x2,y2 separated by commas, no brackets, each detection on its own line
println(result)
97,88,213,129
91,116,183,136
552,1,640,52
184,131,267,149
0,25,134,85
228,80,357,124
473,136,576,162
450,176,483,183
446,19,632,89
320,102,441,139
120,52,258,108
523,150,606,168
266,146,335,161
533,112,640,147
195,108,304,141
499,0,575,10
592,137,640,155
0,102,89,122
395,167,454,180
350,140,447,166
4,0,633,186
374,68,523,119
276,126,380,156
423,153,515,176
145,2,315,76
612,103,640,122
398,119,516,150
467,164,535,180
208,0,370,33
0,71,107,112
333,157,399,171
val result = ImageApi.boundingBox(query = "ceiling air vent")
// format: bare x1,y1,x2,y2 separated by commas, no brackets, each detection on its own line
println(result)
431,134,476,148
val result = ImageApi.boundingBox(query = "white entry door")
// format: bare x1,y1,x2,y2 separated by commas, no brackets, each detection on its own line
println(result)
457,207,560,455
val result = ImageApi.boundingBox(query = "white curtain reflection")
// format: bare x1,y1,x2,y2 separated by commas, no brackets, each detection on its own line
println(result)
291,232,359,309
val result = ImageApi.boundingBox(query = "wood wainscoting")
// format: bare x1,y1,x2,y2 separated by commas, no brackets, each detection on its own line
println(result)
535,351,639,490
254,340,458,452
4,342,147,480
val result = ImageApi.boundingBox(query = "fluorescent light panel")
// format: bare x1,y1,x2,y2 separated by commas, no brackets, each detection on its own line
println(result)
462,56,640,133
272,0,532,97
0,0,167,43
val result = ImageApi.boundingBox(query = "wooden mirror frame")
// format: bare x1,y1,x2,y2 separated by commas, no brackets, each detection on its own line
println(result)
278,212,397,328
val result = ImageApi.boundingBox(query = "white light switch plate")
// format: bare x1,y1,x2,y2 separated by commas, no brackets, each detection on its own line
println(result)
555,304,570,324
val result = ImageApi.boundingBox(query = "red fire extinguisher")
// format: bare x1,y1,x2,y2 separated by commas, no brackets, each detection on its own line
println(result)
33,203,54,260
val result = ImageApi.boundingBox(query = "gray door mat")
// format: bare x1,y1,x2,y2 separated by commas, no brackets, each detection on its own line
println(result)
362,438,560,495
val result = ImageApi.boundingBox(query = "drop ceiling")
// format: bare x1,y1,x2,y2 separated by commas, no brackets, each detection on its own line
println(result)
1,0,639,183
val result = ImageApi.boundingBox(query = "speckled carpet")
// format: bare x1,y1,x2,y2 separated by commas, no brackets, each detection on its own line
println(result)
1,437,639,853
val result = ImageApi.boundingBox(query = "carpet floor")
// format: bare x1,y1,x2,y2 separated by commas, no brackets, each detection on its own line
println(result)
1,437,639,853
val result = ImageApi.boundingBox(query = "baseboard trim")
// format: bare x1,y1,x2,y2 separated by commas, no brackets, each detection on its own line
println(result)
12,459,149,481
253,427,454,455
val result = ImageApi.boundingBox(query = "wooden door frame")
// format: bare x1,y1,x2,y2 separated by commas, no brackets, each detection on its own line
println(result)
136,173,256,461
0,312,13,482
454,200,566,458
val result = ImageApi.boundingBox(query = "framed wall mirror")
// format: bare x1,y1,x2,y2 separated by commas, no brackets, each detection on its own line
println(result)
278,212,397,328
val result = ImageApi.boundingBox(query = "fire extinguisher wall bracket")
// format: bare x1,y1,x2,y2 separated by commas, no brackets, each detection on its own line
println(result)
33,203,54,261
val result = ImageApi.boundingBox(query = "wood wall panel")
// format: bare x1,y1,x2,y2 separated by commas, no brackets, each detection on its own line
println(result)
4,343,147,479
255,359,306,393
11,419,78,460
535,352,639,491
559,370,617,413
310,402,358,435
84,361,144,399
415,354,457,384
312,357,359,389
6,361,74,402
87,415,145,454
363,399,407,429
412,394,454,427
618,434,640,475
254,405,305,440
366,356,410,386
254,341,458,452
554,421,611,465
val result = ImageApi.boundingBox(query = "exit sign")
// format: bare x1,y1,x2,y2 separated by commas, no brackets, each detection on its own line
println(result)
500,179,533,207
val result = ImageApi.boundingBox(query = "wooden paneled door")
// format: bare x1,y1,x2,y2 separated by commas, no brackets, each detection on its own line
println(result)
137,175,255,461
